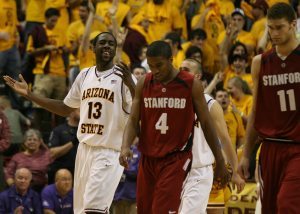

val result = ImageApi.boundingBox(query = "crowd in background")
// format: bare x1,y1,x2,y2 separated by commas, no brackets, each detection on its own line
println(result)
0,0,300,213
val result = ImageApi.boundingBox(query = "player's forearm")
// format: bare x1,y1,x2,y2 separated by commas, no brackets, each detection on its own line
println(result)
203,120,225,163
26,91,74,117
222,138,239,172
243,111,258,158
122,119,138,150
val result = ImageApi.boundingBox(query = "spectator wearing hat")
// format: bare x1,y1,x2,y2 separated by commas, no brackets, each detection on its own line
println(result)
218,8,256,57
250,0,269,47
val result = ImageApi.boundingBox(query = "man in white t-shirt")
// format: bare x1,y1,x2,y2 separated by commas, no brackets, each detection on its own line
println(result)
4,32,136,214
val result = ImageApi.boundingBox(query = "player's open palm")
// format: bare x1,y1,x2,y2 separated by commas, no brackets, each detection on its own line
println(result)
3,74,29,97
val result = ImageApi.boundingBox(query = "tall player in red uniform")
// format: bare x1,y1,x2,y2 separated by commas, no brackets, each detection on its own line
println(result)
119,41,230,213
239,3,300,213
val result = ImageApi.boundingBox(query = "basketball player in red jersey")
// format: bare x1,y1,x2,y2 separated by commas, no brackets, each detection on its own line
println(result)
119,41,230,213
238,3,300,213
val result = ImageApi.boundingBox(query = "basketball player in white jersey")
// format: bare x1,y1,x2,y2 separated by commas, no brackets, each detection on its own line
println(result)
4,32,136,214
179,59,245,213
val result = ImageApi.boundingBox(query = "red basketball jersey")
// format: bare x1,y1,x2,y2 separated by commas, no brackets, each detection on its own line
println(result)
254,46,300,142
139,71,195,157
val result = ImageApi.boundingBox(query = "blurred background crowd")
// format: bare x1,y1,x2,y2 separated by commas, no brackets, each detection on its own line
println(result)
0,0,299,213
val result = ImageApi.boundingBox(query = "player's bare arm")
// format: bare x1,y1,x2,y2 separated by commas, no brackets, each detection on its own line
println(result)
210,101,245,193
192,78,230,186
3,74,75,117
238,54,261,179
119,76,145,168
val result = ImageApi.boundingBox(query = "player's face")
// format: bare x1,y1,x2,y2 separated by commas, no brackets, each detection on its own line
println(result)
216,91,230,110
267,18,296,45
147,56,173,82
93,33,116,63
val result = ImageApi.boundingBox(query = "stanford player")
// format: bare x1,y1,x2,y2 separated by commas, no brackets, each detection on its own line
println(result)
119,41,230,213
239,3,300,213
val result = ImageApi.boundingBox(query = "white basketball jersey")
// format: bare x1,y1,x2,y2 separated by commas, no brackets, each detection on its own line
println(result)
64,66,135,150
192,94,215,168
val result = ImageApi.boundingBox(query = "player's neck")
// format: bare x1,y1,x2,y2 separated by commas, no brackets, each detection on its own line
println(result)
96,62,114,72
276,38,299,57
161,68,179,85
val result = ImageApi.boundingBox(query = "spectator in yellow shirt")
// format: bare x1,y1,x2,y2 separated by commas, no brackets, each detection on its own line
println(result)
215,88,245,151
0,0,21,107
250,0,268,47
164,32,185,69
132,0,184,42
218,8,256,56
26,8,68,126
227,76,253,126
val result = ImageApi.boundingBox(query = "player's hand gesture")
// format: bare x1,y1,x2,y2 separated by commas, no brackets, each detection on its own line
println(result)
214,160,231,188
115,62,135,88
231,171,245,193
3,74,30,97
119,146,133,169
238,156,250,179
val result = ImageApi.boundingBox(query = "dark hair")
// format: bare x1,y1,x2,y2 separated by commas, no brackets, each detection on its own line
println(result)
146,41,172,59
228,42,248,65
80,0,89,9
267,3,297,22
185,45,203,59
45,8,60,18
232,54,248,62
190,28,207,41
92,32,117,47
165,32,182,50
229,76,252,95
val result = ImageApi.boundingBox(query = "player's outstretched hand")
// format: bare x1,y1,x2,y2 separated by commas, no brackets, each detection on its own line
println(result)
3,74,29,97
115,62,135,88
238,156,250,179
231,171,245,193
119,146,133,169
214,161,231,188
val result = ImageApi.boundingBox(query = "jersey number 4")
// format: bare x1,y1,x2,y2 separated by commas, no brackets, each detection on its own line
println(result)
277,89,296,112
155,113,169,134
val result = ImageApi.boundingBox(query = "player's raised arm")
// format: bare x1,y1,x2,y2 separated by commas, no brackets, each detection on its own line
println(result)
119,76,145,168
192,78,230,186
3,74,75,116
238,54,261,179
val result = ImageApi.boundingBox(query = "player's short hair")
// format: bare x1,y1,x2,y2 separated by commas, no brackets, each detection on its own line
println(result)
92,32,117,47
146,41,172,59
267,3,297,23
183,58,202,75
45,8,60,19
